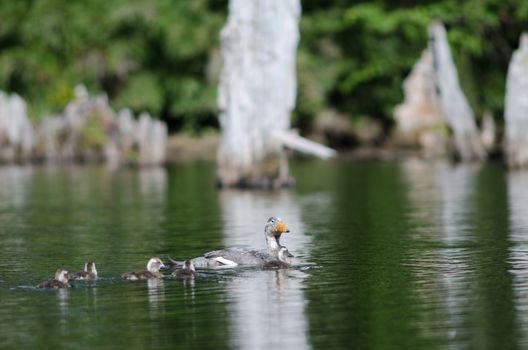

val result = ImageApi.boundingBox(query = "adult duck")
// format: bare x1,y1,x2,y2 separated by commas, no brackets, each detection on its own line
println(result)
170,217,291,268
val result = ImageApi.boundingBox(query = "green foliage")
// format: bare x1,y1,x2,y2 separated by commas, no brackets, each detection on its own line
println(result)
114,72,163,114
79,112,107,150
0,0,526,131
0,0,226,125
298,0,528,125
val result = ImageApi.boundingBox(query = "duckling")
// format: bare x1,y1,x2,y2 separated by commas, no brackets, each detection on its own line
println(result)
171,260,197,278
69,261,98,280
37,268,71,289
122,257,165,280
263,247,294,269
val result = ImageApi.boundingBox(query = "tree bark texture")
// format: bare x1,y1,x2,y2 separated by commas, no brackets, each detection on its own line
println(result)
505,33,528,168
217,0,301,188
428,21,486,161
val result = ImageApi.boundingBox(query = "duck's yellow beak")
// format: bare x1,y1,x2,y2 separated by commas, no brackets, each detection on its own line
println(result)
277,221,290,233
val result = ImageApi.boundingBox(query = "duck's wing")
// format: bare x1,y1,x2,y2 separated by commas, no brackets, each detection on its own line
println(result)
190,256,222,268
204,249,272,266
171,254,236,268
173,247,275,269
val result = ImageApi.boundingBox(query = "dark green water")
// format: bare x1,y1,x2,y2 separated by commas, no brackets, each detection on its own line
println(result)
0,160,526,349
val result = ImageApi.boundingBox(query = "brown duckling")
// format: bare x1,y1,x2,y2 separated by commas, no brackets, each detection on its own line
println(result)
122,257,165,280
37,268,71,289
171,260,197,278
69,261,98,280
263,247,294,269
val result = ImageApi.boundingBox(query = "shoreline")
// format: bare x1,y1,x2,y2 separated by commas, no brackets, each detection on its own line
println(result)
0,131,507,166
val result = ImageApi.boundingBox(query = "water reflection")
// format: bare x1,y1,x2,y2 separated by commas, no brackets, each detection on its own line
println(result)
0,165,33,209
57,289,70,335
403,160,480,241
181,276,196,289
219,189,310,349
403,161,518,348
508,171,528,347
147,279,166,314
403,161,480,345
1,160,524,349
0,166,34,280
139,167,167,204
225,269,308,349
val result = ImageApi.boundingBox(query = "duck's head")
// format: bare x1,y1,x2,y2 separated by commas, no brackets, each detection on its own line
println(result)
54,268,69,283
85,261,97,275
278,247,294,266
183,259,196,272
147,257,165,273
265,217,290,238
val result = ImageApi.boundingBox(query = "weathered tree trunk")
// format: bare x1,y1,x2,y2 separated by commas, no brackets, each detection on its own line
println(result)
505,33,528,168
393,48,447,157
217,0,327,188
0,92,35,162
428,21,486,161
480,110,496,152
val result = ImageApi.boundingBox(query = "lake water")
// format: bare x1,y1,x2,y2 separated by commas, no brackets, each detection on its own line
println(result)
0,160,527,349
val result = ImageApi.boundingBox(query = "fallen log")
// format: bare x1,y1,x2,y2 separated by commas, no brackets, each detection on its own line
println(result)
272,130,336,159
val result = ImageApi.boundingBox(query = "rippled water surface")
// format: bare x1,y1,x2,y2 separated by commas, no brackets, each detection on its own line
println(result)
0,160,527,349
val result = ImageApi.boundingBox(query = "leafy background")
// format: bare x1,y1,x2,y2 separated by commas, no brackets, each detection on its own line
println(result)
0,0,526,134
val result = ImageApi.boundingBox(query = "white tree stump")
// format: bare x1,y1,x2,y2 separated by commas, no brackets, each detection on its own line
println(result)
393,48,447,157
428,21,486,161
217,0,301,188
505,33,528,168
0,92,35,162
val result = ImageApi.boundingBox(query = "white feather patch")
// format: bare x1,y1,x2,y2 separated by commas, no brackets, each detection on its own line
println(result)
213,257,238,267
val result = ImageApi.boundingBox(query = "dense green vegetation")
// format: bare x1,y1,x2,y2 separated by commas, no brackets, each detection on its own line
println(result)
0,0,526,132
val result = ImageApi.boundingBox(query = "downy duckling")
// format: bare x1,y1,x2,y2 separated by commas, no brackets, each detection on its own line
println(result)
37,268,71,289
122,257,165,280
263,247,294,269
171,260,197,278
69,261,98,280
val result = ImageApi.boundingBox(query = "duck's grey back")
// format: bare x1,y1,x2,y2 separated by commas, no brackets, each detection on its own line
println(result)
188,248,275,268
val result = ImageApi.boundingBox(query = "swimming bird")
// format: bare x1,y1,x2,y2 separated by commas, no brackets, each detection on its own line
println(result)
263,247,294,269
69,261,98,280
122,257,165,280
170,217,291,268
37,268,71,289
171,260,197,277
